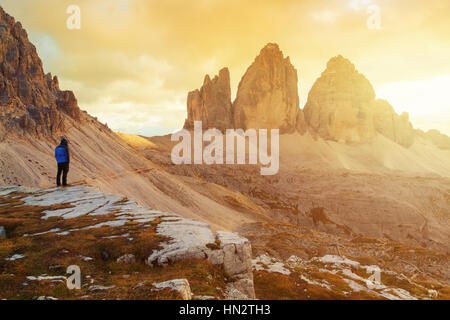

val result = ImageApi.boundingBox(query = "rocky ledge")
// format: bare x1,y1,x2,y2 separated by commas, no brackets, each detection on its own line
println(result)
0,185,255,299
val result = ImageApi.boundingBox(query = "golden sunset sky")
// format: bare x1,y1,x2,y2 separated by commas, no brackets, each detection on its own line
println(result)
2,0,450,136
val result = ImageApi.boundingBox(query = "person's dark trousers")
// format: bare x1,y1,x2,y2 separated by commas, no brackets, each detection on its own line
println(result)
57,162,70,186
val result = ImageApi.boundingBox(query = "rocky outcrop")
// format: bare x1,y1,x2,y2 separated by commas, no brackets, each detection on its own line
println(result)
304,55,377,143
1,185,257,300
373,99,415,148
233,43,300,133
153,279,193,300
214,231,255,300
417,129,450,150
116,254,136,264
146,220,255,299
0,6,81,137
184,68,232,132
304,55,416,147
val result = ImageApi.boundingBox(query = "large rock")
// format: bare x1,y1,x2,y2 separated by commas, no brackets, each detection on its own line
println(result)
0,226,5,239
153,279,193,300
233,43,300,133
184,68,232,132
215,231,253,276
304,55,376,143
216,231,255,300
0,6,81,137
116,253,136,264
146,221,255,299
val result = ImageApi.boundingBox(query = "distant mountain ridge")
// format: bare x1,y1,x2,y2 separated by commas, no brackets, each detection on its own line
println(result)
184,43,450,150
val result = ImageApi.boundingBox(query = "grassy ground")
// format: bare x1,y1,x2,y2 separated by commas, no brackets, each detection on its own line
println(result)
0,191,227,300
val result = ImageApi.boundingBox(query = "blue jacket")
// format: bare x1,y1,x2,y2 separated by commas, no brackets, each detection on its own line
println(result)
55,140,70,164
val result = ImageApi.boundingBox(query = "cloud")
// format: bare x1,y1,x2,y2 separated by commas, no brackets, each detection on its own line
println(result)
311,10,339,23
1,0,449,136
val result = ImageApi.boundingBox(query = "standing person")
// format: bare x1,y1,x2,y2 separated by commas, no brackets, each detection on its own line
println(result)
55,138,70,187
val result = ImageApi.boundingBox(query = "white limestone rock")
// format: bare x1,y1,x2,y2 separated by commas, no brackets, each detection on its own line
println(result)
146,219,215,266
116,254,136,264
216,231,253,276
153,279,193,300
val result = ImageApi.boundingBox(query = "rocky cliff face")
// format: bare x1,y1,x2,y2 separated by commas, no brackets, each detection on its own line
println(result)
184,44,304,133
0,6,81,138
304,55,377,143
373,99,415,148
304,55,417,147
417,129,450,150
233,43,300,133
184,68,232,132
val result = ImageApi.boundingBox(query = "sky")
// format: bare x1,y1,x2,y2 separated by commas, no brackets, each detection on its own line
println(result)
2,0,450,136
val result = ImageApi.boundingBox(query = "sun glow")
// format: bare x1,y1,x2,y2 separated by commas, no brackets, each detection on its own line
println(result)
1,0,449,136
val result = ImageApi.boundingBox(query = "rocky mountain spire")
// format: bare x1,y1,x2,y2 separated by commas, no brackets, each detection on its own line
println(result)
184,67,232,132
304,55,377,143
0,5,81,138
184,44,306,134
304,55,416,147
233,43,301,133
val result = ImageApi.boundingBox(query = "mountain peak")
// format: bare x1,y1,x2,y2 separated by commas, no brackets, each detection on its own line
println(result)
304,56,416,147
233,43,301,133
0,5,81,138
260,43,281,53
184,67,232,131
325,54,356,73
184,43,304,133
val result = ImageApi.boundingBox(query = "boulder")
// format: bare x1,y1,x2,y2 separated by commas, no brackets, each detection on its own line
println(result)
215,231,253,276
116,254,136,264
152,279,193,300
233,43,300,133
146,220,256,299
0,226,6,239
213,231,255,299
